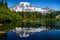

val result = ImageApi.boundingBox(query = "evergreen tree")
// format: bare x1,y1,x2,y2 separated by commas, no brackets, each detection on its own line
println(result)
5,0,7,7
0,0,3,3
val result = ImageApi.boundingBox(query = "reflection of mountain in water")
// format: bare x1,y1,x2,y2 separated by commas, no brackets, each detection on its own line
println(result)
12,27,48,37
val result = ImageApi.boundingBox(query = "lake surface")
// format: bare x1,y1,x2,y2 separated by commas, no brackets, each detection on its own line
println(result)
5,29,60,40
1,20,60,40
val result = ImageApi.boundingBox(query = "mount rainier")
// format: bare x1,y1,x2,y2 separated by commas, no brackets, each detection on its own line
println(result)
11,2,53,13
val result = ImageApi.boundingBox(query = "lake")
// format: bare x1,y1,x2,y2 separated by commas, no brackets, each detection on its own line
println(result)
2,27,60,40
1,20,60,40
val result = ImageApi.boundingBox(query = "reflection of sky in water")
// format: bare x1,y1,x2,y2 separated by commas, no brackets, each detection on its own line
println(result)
6,30,60,40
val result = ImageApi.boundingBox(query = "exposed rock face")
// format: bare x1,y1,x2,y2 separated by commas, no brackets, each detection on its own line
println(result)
56,15,60,19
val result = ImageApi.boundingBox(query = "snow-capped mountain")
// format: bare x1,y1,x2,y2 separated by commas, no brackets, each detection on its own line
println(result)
11,2,53,13
42,7,54,13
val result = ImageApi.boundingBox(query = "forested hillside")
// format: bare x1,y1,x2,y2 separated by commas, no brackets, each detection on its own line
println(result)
0,2,22,31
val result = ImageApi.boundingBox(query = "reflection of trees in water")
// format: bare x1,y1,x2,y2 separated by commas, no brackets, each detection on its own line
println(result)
18,20,58,29
45,20,56,29
55,20,60,29
19,21,42,27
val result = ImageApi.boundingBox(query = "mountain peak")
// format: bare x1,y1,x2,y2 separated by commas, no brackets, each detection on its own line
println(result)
19,2,30,6
11,2,53,13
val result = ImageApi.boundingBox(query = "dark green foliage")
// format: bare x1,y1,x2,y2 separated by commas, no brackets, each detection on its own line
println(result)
0,3,22,31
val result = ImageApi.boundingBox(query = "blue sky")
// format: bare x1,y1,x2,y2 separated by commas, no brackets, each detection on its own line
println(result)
7,0,60,10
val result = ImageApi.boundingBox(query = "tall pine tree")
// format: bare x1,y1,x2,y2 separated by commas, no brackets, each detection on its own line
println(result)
5,0,7,7
0,0,3,3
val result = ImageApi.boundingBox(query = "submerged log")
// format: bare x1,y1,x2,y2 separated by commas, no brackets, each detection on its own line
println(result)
0,31,7,40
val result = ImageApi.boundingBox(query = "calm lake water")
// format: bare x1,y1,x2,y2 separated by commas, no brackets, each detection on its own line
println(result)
1,20,60,40
5,30,60,40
